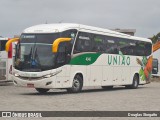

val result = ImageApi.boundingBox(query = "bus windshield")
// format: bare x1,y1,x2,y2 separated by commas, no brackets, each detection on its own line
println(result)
14,29,77,72
15,33,60,72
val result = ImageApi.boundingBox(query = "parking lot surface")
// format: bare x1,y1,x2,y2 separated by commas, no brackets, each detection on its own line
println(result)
0,82,160,120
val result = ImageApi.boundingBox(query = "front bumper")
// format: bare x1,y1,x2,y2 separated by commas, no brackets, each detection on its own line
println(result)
12,75,56,89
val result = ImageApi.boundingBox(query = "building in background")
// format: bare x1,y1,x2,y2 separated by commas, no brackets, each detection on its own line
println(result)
112,29,136,36
14,35,20,38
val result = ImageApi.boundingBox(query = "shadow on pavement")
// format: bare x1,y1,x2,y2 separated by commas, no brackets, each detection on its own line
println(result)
19,86,145,96
0,82,13,86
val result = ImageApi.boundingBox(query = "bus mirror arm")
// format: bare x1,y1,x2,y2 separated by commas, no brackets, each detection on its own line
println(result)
52,38,71,53
5,38,20,52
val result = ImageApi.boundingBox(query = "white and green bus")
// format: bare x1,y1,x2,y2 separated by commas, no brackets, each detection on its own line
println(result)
6,23,152,93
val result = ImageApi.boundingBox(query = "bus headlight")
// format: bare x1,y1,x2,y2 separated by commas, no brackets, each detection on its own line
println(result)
43,70,62,78
14,73,20,77
43,74,52,78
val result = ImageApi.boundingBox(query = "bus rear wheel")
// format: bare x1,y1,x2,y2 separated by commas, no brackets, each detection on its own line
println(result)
125,75,139,89
67,75,83,93
101,86,113,90
35,88,50,93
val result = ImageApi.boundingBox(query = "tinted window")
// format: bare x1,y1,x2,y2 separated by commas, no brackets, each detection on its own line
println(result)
104,36,119,54
73,32,152,56
0,40,7,51
20,34,60,44
92,35,105,52
74,32,92,53
135,41,144,56
107,38,152,56
144,42,152,56
119,39,136,55
127,41,137,55
61,29,77,38
56,42,66,66
61,29,78,54
118,39,128,55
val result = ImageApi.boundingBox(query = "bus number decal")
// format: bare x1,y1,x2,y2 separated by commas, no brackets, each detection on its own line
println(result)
86,57,91,62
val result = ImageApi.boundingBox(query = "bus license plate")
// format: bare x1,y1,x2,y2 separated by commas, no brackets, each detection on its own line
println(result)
27,84,34,88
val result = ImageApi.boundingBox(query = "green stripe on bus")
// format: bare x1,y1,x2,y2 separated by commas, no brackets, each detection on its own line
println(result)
69,53,101,65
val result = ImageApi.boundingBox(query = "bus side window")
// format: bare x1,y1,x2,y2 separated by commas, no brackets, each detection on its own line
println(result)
145,42,152,56
128,41,136,55
136,42,145,56
57,43,66,64
61,29,78,55
119,39,130,55
104,37,118,54
92,35,105,52
61,29,78,45
73,32,91,53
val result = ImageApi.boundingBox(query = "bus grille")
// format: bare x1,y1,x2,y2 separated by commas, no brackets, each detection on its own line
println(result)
0,61,6,80
17,76,43,81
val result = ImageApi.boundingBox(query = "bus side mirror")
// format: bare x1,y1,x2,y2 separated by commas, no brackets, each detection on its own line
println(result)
52,38,71,53
5,38,20,52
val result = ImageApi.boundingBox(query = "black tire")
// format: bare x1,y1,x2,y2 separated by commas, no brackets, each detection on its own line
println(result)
67,75,83,93
35,88,50,93
125,75,139,89
101,86,113,90
125,85,131,89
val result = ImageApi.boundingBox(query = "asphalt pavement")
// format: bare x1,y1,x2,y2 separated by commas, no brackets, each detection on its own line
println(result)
0,82,160,120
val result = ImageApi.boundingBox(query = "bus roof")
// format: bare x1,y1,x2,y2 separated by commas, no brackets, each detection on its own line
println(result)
23,23,152,43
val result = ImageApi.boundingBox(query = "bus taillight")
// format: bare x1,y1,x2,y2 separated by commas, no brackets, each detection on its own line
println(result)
8,43,12,58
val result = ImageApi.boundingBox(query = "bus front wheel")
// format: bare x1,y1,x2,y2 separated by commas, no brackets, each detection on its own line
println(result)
67,75,83,93
35,88,50,93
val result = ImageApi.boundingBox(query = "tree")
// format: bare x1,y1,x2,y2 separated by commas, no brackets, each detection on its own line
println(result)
151,32,160,44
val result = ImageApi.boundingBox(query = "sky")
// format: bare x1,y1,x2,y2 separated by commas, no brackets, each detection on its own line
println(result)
0,0,160,38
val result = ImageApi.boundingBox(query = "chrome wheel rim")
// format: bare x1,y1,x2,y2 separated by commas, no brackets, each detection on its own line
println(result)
73,78,80,91
134,79,138,87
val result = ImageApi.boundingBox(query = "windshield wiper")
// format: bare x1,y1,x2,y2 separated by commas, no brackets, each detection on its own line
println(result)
32,47,41,68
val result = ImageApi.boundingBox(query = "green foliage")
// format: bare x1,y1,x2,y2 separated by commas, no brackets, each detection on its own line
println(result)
151,32,160,44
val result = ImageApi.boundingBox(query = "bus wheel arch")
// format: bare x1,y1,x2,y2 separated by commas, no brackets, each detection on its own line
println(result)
134,73,139,84
132,73,139,89
126,73,139,89
67,73,83,93
76,73,83,85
